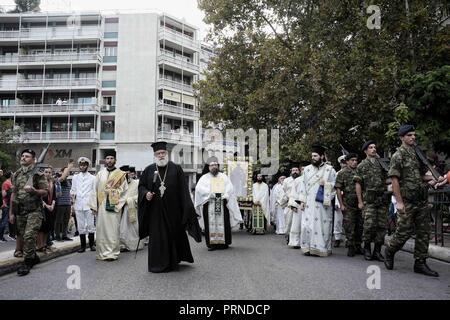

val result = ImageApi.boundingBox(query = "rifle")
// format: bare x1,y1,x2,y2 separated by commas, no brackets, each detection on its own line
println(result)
340,144,349,156
413,143,441,181
375,156,390,173
25,143,51,188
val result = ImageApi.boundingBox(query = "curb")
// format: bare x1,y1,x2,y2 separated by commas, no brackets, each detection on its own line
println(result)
0,242,80,277
385,236,450,263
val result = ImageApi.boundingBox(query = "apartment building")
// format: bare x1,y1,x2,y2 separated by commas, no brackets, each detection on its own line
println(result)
0,11,203,185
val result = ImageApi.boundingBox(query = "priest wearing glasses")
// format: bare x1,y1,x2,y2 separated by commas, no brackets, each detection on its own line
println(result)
138,141,202,273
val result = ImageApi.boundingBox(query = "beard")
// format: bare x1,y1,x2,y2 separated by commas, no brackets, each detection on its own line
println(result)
311,158,322,167
155,156,169,167
291,172,299,179
210,168,219,176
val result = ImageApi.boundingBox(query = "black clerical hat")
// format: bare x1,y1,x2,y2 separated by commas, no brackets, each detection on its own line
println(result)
104,149,116,158
361,140,376,152
21,149,36,157
151,141,167,152
398,124,415,137
311,144,326,156
129,167,136,173
120,165,130,172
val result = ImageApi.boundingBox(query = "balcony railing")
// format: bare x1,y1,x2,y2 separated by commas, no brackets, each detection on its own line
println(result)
0,103,99,114
158,51,199,72
157,102,199,118
158,79,194,93
0,52,102,64
0,27,102,40
21,131,99,141
158,27,200,50
18,78,99,88
157,130,200,144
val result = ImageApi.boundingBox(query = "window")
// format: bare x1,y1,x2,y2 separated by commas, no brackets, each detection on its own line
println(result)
76,117,94,131
104,47,117,57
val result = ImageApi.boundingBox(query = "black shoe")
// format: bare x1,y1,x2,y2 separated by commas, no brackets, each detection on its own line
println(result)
74,231,79,237
347,246,355,257
78,234,86,253
77,247,86,253
120,248,130,252
384,247,395,270
372,244,385,262
364,242,373,261
62,237,73,241
303,252,311,256
55,237,62,242
414,259,439,277
207,247,216,251
355,246,365,255
90,245,96,252
333,240,341,248
17,264,31,276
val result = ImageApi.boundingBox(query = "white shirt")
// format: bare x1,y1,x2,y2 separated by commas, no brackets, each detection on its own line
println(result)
70,171,95,211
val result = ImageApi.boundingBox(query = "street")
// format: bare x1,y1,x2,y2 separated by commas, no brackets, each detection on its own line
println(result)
0,231,449,300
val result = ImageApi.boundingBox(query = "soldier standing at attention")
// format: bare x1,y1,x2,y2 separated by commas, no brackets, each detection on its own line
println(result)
354,141,390,262
384,125,443,277
9,149,48,276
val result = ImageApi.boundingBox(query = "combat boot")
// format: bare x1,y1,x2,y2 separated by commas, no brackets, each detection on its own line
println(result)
88,233,96,251
333,240,341,248
77,234,86,253
347,246,355,257
384,247,395,270
17,255,39,276
355,246,365,255
364,242,373,261
371,243,384,261
414,259,439,277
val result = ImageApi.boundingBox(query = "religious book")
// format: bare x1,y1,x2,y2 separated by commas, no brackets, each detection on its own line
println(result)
210,176,225,194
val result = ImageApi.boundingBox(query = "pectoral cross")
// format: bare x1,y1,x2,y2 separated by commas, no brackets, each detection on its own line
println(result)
159,182,166,197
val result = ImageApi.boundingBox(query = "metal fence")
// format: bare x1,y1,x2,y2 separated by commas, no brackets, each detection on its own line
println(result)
428,186,450,247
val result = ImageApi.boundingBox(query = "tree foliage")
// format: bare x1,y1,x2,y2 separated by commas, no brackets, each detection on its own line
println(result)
9,0,41,13
197,0,450,163
0,120,24,171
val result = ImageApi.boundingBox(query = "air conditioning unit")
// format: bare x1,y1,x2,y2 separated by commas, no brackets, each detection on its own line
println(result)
101,105,111,112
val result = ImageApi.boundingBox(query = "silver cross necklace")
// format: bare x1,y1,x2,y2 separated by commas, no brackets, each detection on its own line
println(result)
157,165,169,197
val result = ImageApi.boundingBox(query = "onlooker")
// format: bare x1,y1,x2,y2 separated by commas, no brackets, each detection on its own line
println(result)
38,166,56,252
1,171,12,242
54,162,74,241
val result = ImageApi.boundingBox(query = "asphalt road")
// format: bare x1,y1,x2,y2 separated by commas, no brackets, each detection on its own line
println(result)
0,230,449,300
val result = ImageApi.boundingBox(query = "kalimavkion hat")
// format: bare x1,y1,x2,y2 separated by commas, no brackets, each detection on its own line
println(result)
151,141,168,152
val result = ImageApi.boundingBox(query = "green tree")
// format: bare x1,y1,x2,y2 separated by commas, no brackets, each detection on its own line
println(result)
9,0,41,13
197,0,450,164
0,120,24,171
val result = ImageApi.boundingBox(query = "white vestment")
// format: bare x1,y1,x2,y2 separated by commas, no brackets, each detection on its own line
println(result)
70,171,96,234
120,179,144,251
279,176,296,240
252,182,270,223
299,163,336,256
89,168,128,260
194,172,243,230
270,183,286,234
287,175,304,247
333,195,344,241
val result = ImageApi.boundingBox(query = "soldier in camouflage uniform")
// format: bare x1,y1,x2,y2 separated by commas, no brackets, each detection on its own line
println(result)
354,141,390,261
335,153,364,257
9,149,48,276
384,125,443,277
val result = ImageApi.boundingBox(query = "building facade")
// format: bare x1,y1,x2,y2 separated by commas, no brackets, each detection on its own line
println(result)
0,11,203,185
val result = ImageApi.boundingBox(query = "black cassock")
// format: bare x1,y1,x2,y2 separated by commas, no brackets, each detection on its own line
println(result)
138,161,201,273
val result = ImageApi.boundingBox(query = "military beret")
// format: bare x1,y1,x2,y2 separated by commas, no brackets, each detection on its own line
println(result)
398,124,415,137
21,149,36,157
361,140,376,152
345,153,358,161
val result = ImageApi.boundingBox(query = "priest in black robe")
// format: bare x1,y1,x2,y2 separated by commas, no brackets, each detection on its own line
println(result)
138,141,201,273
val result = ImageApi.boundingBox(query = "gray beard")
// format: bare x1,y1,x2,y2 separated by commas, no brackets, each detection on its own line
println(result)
156,157,169,167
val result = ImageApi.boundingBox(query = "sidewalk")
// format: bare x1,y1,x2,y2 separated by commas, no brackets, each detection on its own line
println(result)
385,236,450,263
0,238,81,277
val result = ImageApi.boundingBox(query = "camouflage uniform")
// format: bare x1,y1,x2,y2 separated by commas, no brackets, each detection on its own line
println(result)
386,145,429,260
12,165,48,260
335,167,363,249
353,158,389,245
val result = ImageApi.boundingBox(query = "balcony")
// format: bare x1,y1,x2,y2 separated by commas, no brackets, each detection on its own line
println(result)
158,51,199,74
0,78,100,91
158,79,194,94
157,130,200,145
0,27,102,42
21,131,99,143
158,27,199,51
0,103,99,115
0,52,102,65
157,102,199,118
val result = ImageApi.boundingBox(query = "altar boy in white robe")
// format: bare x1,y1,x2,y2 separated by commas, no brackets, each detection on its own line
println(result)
195,156,242,251
270,175,286,234
252,174,271,234
298,145,337,257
